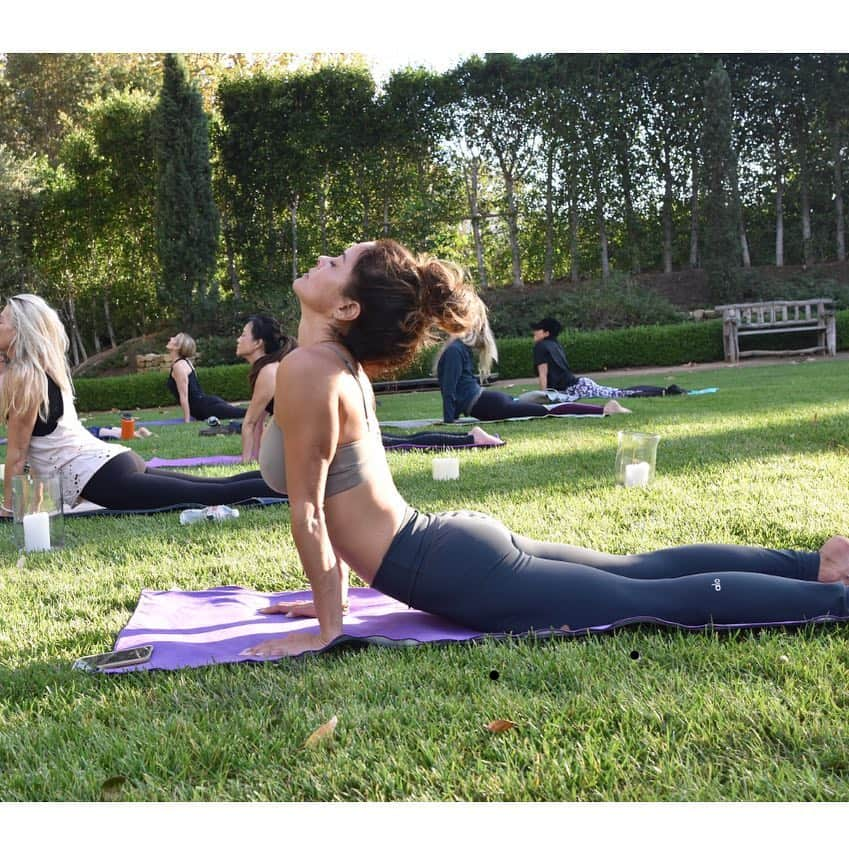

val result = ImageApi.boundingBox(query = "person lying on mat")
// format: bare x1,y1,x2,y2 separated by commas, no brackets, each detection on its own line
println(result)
236,315,297,462
527,316,687,402
381,426,502,449
243,239,849,659
0,295,281,513
166,332,248,424
434,318,630,423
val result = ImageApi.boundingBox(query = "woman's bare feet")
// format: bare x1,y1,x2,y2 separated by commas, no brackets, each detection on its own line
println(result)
603,400,632,415
469,426,503,446
817,535,849,584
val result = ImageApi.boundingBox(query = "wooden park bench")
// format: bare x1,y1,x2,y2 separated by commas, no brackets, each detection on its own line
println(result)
715,298,837,363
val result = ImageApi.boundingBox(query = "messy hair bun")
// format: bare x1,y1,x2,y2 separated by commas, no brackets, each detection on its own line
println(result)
338,239,484,376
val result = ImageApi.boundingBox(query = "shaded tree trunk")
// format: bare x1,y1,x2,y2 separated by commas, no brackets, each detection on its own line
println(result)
689,147,699,268
730,149,751,268
464,158,487,288
569,195,580,283
775,171,784,267
91,300,101,353
543,145,555,285
662,141,674,274
64,294,87,367
103,290,116,348
619,134,640,273
774,134,784,267
798,126,813,266
597,191,609,280
503,171,523,288
225,235,241,301
832,124,847,261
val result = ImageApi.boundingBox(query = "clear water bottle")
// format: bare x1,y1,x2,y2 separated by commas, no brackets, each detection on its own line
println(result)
179,505,240,525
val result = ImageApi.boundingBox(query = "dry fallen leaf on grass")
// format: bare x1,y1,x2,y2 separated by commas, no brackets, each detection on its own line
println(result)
305,714,338,748
100,775,127,801
485,719,517,733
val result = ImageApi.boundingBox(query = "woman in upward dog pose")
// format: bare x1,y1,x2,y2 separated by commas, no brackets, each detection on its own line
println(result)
244,239,849,658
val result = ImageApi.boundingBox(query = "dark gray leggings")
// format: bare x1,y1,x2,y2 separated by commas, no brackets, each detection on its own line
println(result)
469,390,604,420
371,508,848,634
82,450,279,509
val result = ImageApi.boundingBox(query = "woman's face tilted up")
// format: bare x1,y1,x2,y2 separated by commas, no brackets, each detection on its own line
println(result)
235,322,263,360
293,242,374,316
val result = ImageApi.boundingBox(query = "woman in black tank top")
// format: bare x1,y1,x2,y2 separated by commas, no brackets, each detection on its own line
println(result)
166,332,247,422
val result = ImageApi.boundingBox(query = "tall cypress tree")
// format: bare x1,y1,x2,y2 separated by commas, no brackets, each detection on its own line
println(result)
701,60,741,303
153,53,219,325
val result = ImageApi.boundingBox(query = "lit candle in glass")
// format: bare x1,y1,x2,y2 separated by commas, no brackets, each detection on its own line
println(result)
23,511,51,551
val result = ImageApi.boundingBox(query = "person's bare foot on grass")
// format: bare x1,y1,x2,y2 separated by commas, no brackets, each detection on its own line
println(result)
603,400,631,415
817,535,849,584
469,426,503,446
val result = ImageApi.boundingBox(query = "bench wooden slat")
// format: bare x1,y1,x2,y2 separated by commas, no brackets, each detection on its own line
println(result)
715,298,836,363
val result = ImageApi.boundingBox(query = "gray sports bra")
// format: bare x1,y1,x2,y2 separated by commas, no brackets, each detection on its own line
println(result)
258,345,378,498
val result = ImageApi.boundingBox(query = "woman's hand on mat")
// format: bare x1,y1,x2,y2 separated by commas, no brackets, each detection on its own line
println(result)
259,599,350,618
259,599,318,618
241,633,332,659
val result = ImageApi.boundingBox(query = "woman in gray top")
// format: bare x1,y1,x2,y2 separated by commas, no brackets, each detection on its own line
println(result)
243,239,849,659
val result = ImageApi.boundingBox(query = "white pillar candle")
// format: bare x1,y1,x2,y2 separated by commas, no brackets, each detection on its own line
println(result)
432,458,460,480
23,511,52,552
624,461,651,488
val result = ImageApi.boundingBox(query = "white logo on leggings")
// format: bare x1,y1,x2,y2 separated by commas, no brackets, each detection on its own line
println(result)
713,579,722,592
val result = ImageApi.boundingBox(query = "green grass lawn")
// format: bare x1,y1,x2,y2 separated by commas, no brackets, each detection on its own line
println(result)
2,359,849,801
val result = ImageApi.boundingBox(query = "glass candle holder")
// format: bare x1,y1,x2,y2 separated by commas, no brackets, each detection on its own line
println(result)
614,431,660,488
12,472,65,552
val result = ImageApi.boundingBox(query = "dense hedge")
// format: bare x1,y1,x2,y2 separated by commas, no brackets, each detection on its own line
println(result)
75,364,251,413
72,312,847,411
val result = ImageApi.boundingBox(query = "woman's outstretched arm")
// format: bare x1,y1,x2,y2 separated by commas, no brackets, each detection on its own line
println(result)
244,349,346,658
241,363,276,462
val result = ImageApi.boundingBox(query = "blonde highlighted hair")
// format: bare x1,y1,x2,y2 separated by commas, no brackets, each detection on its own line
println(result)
431,307,498,382
171,332,197,360
0,294,74,422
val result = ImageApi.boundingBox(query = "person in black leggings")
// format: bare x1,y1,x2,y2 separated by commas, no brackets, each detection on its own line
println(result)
166,332,247,422
80,450,277,510
381,426,502,449
240,240,849,661
0,295,281,514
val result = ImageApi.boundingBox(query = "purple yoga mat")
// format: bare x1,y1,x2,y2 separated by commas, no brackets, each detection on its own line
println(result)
145,440,506,469
110,586,481,672
106,583,847,674
137,417,193,427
